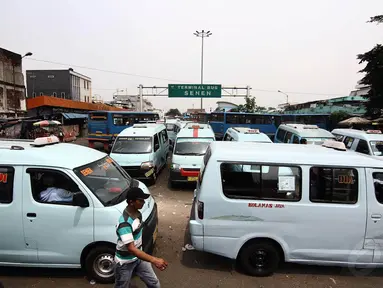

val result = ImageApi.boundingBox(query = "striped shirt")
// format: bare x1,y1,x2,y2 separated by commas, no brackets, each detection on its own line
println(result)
115,209,143,264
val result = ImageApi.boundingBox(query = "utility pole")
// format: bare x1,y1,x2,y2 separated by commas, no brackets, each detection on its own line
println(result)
278,90,289,105
139,84,143,112
194,30,212,110
12,52,32,118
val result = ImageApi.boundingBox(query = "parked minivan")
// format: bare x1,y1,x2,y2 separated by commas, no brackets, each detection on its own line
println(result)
275,124,335,145
169,123,215,187
110,123,169,184
223,127,272,143
331,128,383,158
0,136,158,283
190,140,383,276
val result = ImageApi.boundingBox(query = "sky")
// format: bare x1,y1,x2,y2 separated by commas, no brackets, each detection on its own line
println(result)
2,0,382,113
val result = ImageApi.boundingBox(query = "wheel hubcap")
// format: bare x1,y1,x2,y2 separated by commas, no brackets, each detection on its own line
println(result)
250,249,267,269
93,253,115,278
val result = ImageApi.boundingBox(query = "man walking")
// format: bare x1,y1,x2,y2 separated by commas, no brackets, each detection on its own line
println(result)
114,187,167,288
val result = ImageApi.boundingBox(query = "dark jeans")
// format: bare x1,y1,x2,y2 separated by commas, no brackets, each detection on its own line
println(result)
114,259,160,288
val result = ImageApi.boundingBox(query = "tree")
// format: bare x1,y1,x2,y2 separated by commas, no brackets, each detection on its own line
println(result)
357,15,383,118
165,108,181,116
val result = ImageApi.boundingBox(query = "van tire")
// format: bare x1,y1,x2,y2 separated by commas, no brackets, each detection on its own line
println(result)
85,245,116,284
238,241,280,277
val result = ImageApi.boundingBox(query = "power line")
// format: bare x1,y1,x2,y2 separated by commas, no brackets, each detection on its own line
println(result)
25,58,192,83
25,58,348,97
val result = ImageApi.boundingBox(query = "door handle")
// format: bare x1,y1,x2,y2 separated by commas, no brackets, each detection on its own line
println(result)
371,214,382,220
26,213,36,218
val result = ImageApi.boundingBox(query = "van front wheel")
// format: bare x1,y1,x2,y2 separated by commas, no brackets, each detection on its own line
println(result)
85,245,115,284
238,241,280,277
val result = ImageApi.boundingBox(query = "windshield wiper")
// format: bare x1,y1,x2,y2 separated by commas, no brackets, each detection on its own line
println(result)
105,186,130,206
176,152,203,155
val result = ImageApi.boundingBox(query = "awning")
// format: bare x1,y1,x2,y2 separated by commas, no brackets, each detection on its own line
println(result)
61,113,88,120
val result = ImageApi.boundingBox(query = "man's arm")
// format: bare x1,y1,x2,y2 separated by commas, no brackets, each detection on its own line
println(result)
126,243,168,270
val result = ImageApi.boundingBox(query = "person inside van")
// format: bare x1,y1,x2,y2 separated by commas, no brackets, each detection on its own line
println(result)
300,138,307,144
39,175,74,203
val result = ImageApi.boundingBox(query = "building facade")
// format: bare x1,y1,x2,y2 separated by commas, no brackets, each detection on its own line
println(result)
0,48,27,117
26,68,92,103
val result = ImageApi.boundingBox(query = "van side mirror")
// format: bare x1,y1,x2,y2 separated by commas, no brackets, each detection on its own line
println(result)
73,193,89,208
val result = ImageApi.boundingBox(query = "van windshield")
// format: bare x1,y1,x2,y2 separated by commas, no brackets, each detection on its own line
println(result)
112,137,152,154
174,137,214,156
371,141,383,156
74,156,132,206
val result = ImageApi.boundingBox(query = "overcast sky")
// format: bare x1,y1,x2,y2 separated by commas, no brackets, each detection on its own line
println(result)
2,0,382,112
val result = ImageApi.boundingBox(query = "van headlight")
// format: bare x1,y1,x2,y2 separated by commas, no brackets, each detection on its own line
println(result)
141,161,154,169
171,163,180,172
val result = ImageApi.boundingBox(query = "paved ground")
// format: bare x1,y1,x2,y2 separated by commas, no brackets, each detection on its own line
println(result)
1,140,383,287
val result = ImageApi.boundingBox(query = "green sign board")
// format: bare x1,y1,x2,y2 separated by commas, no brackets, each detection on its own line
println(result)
168,84,221,98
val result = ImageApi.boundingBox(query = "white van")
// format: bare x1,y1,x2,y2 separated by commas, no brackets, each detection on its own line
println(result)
169,123,215,187
274,124,335,145
110,123,169,184
223,127,272,143
0,136,157,283
331,129,383,158
190,141,383,276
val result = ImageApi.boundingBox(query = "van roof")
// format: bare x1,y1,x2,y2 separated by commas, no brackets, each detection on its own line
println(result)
279,124,334,138
0,139,106,169
227,127,272,142
208,141,383,168
177,124,215,139
331,129,383,141
118,123,165,137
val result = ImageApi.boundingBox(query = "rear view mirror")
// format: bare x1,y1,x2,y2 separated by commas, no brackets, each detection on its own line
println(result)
73,193,89,208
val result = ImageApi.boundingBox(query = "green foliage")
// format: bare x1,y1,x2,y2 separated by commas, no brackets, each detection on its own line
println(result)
357,15,383,118
165,108,181,116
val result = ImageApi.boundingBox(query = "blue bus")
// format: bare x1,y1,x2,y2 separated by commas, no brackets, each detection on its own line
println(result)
87,111,159,150
208,112,331,140
209,112,280,140
280,113,331,130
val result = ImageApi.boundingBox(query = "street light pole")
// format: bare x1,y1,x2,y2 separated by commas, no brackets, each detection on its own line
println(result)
12,52,32,118
194,30,212,110
278,90,289,105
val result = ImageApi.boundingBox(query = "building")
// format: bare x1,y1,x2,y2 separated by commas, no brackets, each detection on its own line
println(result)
26,68,92,103
283,95,367,115
0,48,27,117
349,82,370,97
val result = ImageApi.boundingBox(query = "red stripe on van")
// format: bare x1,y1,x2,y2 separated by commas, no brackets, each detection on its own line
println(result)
180,169,199,177
193,128,198,137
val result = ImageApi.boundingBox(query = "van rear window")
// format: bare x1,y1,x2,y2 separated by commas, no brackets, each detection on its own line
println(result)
220,163,301,201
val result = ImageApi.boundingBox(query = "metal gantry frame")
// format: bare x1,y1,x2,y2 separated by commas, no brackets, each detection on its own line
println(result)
112,85,253,112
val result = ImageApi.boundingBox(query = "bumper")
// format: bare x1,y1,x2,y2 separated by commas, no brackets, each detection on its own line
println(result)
121,166,155,181
142,203,158,254
169,169,199,183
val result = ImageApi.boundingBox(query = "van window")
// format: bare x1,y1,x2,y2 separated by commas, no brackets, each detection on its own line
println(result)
160,129,168,142
284,132,293,143
166,123,175,131
343,137,354,149
333,134,344,142
220,163,301,201
309,167,358,204
371,141,383,156
223,133,232,141
292,135,300,144
154,134,160,152
276,129,286,142
0,167,14,204
27,169,81,205
112,137,152,154
356,140,370,155
373,173,383,204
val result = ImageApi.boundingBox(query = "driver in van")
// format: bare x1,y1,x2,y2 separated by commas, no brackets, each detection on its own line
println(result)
39,175,74,203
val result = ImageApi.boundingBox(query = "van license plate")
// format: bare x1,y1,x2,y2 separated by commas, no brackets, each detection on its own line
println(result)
153,225,158,244
187,177,198,182
145,169,154,177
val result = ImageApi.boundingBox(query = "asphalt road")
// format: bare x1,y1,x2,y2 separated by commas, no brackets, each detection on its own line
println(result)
1,141,383,287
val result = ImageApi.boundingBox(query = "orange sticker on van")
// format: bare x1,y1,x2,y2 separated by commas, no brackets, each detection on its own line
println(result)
80,168,93,177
